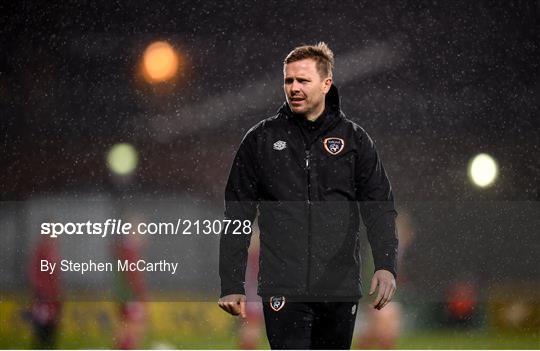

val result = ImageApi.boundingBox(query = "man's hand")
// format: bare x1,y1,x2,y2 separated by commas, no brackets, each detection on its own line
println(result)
369,269,396,310
218,294,246,318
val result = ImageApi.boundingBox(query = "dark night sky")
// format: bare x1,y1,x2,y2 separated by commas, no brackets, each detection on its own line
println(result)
1,0,539,201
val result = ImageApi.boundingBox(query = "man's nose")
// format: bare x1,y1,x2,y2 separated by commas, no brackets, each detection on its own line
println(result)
291,80,301,92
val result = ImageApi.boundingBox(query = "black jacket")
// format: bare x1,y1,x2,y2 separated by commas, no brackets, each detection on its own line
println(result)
220,85,398,300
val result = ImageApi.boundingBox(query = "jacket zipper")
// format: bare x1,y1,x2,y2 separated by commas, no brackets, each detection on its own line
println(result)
305,149,312,293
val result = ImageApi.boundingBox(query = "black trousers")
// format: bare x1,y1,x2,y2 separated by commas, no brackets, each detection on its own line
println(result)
32,323,58,350
262,297,358,349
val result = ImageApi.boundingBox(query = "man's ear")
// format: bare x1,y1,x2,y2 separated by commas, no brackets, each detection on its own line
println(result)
322,77,333,93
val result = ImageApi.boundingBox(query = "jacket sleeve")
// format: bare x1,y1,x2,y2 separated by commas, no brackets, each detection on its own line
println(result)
354,127,399,278
219,128,259,297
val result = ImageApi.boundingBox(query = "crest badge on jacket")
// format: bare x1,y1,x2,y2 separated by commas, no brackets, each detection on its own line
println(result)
323,137,345,155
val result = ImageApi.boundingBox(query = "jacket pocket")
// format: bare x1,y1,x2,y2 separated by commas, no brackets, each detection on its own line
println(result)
318,151,356,201
258,202,309,291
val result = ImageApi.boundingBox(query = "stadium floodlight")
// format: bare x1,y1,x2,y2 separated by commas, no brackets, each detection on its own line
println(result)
107,143,138,175
142,41,179,83
468,153,498,188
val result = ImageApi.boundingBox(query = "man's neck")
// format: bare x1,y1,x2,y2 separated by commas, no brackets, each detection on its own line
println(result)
305,103,326,122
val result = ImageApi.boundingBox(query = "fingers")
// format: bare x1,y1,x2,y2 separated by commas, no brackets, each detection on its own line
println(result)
369,275,378,295
240,296,247,318
372,282,386,309
218,295,244,317
387,283,397,303
375,283,397,310
219,300,241,315
371,271,397,310
376,284,391,310
218,300,234,315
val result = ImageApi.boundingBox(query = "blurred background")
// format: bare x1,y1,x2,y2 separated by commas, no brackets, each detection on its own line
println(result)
1,0,539,349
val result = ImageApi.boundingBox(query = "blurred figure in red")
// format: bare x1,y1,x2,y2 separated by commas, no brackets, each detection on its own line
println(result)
238,230,263,349
445,279,478,323
112,216,148,349
28,235,63,349
357,210,416,349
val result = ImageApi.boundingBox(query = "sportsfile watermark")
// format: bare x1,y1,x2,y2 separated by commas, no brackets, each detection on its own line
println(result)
41,219,252,238
0,200,537,302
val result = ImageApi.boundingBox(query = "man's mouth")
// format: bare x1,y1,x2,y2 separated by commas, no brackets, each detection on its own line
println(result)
290,97,305,103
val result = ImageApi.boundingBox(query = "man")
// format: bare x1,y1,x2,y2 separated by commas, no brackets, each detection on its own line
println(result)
28,235,62,349
112,216,148,349
219,42,398,349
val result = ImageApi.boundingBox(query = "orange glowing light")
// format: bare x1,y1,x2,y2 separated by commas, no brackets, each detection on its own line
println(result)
142,41,179,83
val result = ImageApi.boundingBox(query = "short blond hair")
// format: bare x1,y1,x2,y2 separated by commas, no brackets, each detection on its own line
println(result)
284,42,334,78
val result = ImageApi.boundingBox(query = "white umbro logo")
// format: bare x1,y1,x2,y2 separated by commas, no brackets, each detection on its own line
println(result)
273,140,287,151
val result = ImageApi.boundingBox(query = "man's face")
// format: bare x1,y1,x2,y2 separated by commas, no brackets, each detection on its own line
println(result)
283,59,332,119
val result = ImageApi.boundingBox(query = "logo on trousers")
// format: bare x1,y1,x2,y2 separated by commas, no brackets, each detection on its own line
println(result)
270,296,286,312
